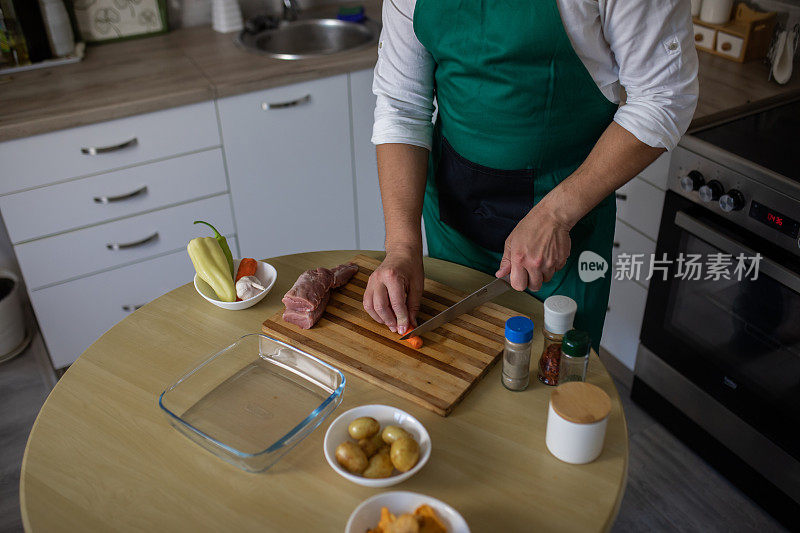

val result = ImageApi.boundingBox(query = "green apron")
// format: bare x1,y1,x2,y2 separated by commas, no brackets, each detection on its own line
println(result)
414,0,618,350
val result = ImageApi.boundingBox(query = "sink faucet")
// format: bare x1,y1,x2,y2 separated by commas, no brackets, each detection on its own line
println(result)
282,0,300,21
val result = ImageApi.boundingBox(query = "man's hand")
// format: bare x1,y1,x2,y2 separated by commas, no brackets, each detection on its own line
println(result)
496,123,666,291
363,247,424,335
495,204,572,291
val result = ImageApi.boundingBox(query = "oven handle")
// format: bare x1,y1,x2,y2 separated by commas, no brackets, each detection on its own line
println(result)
674,211,800,293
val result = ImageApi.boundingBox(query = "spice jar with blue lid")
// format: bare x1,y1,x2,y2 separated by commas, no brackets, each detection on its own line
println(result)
502,316,535,391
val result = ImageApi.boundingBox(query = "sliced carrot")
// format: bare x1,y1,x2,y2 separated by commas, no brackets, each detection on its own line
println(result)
404,335,423,350
235,258,257,282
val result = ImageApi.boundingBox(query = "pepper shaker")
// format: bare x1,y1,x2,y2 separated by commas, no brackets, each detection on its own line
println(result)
558,329,591,384
501,316,534,391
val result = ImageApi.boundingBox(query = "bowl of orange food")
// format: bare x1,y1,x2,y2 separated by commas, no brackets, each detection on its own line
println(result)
346,491,470,533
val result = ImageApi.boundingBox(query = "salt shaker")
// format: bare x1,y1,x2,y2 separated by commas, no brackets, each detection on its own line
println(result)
537,295,577,386
558,329,590,384
501,316,534,391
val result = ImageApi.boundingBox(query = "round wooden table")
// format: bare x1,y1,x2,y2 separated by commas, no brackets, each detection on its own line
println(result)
21,251,628,532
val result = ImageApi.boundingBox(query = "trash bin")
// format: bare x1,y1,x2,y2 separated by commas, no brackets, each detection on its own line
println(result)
0,269,30,363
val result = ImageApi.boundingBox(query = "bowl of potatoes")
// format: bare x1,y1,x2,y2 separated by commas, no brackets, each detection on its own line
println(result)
323,404,431,488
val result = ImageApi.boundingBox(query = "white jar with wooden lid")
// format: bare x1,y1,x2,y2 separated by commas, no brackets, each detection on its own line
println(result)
546,382,611,464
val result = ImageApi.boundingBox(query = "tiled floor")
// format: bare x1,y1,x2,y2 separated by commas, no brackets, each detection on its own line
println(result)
611,377,786,533
0,334,53,533
0,345,788,532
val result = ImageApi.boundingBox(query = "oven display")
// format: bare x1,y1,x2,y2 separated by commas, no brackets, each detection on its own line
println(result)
749,201,800,239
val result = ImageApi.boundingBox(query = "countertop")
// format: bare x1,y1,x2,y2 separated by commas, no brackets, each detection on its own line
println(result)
0,2,380,142
1,15,799,142
20,250,628,532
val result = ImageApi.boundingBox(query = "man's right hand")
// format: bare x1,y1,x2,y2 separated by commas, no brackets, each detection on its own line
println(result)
363,247,424,335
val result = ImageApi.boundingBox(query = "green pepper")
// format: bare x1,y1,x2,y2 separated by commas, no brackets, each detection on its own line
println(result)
194,220,234,278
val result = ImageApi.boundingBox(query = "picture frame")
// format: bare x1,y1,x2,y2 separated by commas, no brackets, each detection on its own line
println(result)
68,0,168,44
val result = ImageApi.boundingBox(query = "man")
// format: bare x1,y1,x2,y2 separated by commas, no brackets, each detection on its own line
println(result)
363,0,698,350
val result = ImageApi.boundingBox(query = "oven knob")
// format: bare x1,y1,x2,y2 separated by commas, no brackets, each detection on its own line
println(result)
680,170,705,192
698,180,724,203
719,189,745,212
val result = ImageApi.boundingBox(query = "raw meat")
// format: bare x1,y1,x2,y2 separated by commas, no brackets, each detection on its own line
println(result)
330,263,359,289
282,263,358,329
282,268,334,312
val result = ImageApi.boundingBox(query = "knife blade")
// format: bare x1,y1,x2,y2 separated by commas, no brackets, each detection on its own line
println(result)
399,277,512,340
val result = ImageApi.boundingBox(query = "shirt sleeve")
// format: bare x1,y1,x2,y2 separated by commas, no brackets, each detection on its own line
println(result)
371,0,436,150
602,0,699,151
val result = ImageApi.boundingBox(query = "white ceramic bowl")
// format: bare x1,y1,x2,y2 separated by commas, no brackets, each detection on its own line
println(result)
193,259,277,310
346,491,470,533
324,404,431,488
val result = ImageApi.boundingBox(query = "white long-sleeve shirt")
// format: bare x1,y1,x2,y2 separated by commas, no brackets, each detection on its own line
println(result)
372,0,699,152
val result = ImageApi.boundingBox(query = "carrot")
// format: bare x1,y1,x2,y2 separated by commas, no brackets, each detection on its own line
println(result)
235,258,257,282
404,335,423,350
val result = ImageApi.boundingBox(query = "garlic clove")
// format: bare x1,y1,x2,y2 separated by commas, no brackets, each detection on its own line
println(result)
236,275,266,300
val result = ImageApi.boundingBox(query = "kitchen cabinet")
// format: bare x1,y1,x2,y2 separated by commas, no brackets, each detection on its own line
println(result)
350,69,384,251
602,155,670,371
0,101,235,368
218,74,357,260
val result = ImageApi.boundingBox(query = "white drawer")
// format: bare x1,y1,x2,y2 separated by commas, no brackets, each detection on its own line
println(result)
616,177,665,241
638,152,671,191
716,32,744,59
0,148,227,243
612,219,656,288
30,243,236,368
0,100,220,195
601,278,648,371
693,24,716,50
15,194,234,290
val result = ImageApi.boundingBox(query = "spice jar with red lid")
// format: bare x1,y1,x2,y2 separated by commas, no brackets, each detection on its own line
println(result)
537,295,577,386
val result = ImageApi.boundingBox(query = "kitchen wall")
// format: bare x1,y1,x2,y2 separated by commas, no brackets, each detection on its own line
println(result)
167,0,350,28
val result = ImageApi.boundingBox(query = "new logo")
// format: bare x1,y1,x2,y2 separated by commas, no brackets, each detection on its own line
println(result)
578,251,608,283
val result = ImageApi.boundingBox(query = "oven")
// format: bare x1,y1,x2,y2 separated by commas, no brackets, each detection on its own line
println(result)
632,98,800,527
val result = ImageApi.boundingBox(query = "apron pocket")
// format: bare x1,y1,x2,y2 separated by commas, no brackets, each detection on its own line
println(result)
436,137,536,252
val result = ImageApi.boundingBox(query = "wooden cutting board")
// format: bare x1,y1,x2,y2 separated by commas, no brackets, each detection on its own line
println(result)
262,255,522,416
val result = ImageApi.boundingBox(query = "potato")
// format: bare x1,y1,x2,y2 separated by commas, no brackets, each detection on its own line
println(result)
382,425,412,444
390,437,420,472
363,449,394,478
335,441,368,474
348,417,380,440
358,432,386,458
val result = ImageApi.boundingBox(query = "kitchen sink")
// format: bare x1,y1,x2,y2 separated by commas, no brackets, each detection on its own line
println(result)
237,18,380,60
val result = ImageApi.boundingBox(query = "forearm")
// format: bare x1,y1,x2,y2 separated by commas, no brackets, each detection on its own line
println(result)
540,122,665,227
376,143,429,254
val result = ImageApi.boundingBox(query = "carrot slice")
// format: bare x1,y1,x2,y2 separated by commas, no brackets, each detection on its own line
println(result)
235,258,257,282
404,335,423,350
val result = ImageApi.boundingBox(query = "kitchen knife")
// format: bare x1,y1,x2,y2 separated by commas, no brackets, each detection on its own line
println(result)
399,277,512,340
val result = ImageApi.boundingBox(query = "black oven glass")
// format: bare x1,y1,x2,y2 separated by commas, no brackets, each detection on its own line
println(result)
642,193,800,459
692,99,800,183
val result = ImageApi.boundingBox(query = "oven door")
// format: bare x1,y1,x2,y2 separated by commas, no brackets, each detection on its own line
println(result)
641,191,800,460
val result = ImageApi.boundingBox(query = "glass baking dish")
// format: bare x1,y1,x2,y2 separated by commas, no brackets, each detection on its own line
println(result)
159,333,345,472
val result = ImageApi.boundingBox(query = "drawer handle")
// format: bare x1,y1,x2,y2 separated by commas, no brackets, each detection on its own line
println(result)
721,42,732,51
615,193,627,201
81,137,138,155
261,94,311,110
122,304,143,312
613,241,621,248
94,185,148,204
694,33,703,42
106,231,159,251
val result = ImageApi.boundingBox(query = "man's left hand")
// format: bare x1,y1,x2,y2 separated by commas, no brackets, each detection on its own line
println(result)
495,204,572,291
